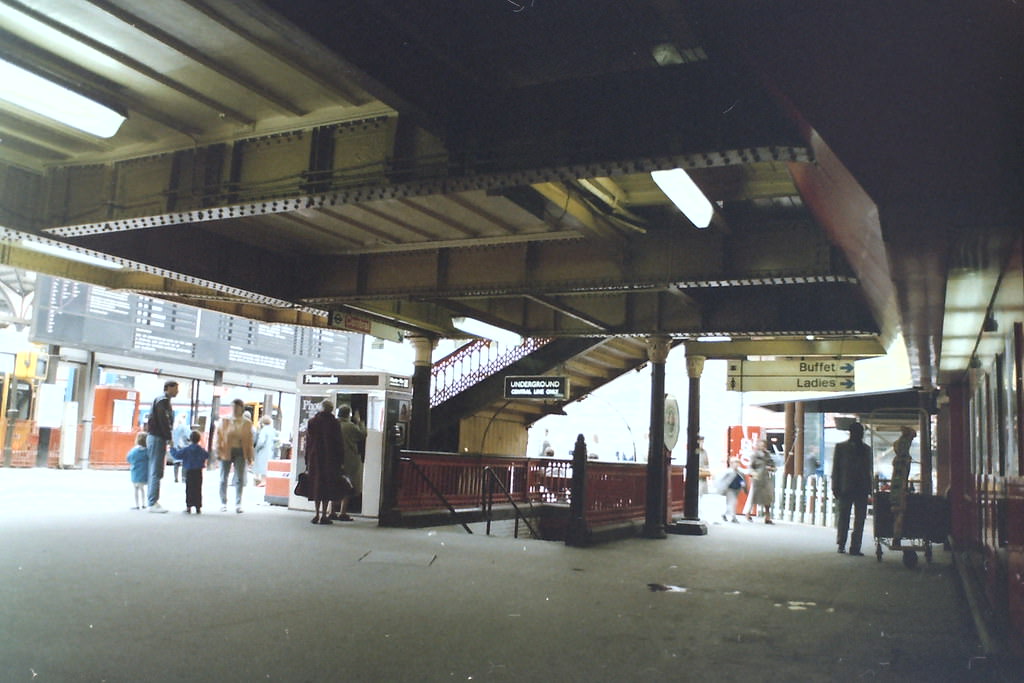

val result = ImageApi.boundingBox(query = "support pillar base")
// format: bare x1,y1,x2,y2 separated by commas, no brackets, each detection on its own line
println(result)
641,524,667,539
666,519,709,536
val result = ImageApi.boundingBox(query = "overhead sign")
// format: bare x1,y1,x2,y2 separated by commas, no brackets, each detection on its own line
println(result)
31,275,362,382
727,359,856,392
504,376,569,400
329,311,403,343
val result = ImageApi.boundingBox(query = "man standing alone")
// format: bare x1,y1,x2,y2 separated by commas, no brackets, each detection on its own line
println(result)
146,380,179,513
832,422,873,555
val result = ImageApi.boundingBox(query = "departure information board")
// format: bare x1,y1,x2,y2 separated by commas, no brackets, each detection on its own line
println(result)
31,275,362,380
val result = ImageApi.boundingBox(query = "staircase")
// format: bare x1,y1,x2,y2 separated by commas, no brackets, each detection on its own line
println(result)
428,335,673,453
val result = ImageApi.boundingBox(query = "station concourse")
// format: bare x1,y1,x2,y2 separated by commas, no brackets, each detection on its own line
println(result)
0,1,1021,676
0,467,1011,683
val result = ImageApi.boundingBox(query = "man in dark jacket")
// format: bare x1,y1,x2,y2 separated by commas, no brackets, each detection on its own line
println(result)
832,422,873,555
146,380,178,513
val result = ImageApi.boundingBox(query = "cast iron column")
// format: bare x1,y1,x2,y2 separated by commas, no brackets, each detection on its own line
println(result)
683,354,704,520
642,335,670,539
408,335,436,451
668,350,709,536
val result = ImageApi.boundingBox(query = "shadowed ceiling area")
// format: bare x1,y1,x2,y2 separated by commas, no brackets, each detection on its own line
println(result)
1,1,1021,386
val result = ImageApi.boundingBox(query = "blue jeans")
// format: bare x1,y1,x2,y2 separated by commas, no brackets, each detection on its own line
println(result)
219,450,247,506
146,435,168,507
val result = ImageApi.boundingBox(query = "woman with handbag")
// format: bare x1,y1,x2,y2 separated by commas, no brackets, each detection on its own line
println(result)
303,400,344,525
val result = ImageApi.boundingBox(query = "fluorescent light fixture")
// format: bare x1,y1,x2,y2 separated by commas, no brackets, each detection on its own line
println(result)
18,240,123,270
696,335,732,343
0,59,125,138
451,316,522,347
651,168,714,229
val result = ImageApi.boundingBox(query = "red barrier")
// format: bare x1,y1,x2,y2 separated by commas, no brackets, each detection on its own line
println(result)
393,452,685,542
1,420,79,468
583,463,685,528
394,452,577,511
584,462,646,524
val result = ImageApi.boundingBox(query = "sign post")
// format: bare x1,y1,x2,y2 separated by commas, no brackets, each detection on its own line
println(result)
726,360,856,392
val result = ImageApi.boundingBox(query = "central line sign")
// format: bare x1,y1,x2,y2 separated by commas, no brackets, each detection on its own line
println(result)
504,375,569,400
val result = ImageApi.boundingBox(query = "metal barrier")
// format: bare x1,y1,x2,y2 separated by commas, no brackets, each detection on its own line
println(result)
528,458,572,503
393,452,686,542
483,466,539,538
1,419,80,468
398,456,473,533
583,462,647,524
582,462,685,526
395,451,574,510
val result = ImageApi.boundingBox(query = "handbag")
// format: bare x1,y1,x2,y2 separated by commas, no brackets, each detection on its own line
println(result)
337,473,354,497
293,471,310,498
712,470,733,495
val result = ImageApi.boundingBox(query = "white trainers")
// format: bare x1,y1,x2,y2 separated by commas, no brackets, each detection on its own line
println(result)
220,505,228,512
148,504,168,514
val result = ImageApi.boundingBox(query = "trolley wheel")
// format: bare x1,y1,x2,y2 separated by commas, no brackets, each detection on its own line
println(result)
902,550,918,569
875,542,883,562
925,544,933,563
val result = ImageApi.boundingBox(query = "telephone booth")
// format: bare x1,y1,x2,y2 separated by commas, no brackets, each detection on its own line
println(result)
289,371,412,517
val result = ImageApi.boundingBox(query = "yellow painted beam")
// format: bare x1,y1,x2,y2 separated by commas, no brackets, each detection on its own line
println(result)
532,182,626,244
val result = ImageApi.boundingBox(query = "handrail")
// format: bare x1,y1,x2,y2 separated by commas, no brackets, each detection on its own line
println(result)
430,337,553,407
482,465,539,539
399,456,473,534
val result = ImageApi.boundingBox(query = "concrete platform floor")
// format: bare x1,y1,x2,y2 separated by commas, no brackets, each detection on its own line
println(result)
0,468,1010,682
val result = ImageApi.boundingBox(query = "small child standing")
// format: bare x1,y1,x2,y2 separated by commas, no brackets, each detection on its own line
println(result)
178,430,210,514
126,432,149,510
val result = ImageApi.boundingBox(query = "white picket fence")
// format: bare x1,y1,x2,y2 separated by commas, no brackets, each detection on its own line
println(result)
770,473,835,527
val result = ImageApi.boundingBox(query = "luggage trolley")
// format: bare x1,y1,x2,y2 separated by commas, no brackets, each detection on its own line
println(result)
864,409,949,569
872,484,949,568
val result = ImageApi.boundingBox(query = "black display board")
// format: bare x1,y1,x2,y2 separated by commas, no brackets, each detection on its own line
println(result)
31,275,362,380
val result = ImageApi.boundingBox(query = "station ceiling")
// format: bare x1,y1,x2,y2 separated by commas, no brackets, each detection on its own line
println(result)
0,1,1020,389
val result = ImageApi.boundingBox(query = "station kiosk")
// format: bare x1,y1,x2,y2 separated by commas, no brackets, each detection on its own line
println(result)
289,370,412,517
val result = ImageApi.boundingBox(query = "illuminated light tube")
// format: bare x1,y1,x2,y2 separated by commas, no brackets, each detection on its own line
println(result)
451,316,522,347
18,240,123,270
696,335,732,343
0,59,126,138
651,168,714,229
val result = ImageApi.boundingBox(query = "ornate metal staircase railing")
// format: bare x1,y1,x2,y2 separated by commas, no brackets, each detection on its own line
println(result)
430,337,552,407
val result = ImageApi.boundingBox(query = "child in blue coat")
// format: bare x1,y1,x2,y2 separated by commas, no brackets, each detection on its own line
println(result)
126,432,149,510
178,430,210,514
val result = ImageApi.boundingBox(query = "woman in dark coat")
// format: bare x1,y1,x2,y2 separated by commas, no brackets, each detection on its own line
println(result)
305,400,343,525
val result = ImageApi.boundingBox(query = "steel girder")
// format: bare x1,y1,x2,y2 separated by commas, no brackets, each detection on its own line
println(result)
35,116,809,240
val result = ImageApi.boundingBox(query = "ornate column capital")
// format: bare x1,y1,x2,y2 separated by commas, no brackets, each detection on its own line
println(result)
686,355,705,379
645,335,672,364
407,335,438,366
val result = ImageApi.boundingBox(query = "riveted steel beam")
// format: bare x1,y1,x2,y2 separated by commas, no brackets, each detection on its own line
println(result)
296,220,837,302
0,161,43,232
523,294,609,332
44,136,809,237
1,228,314,312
